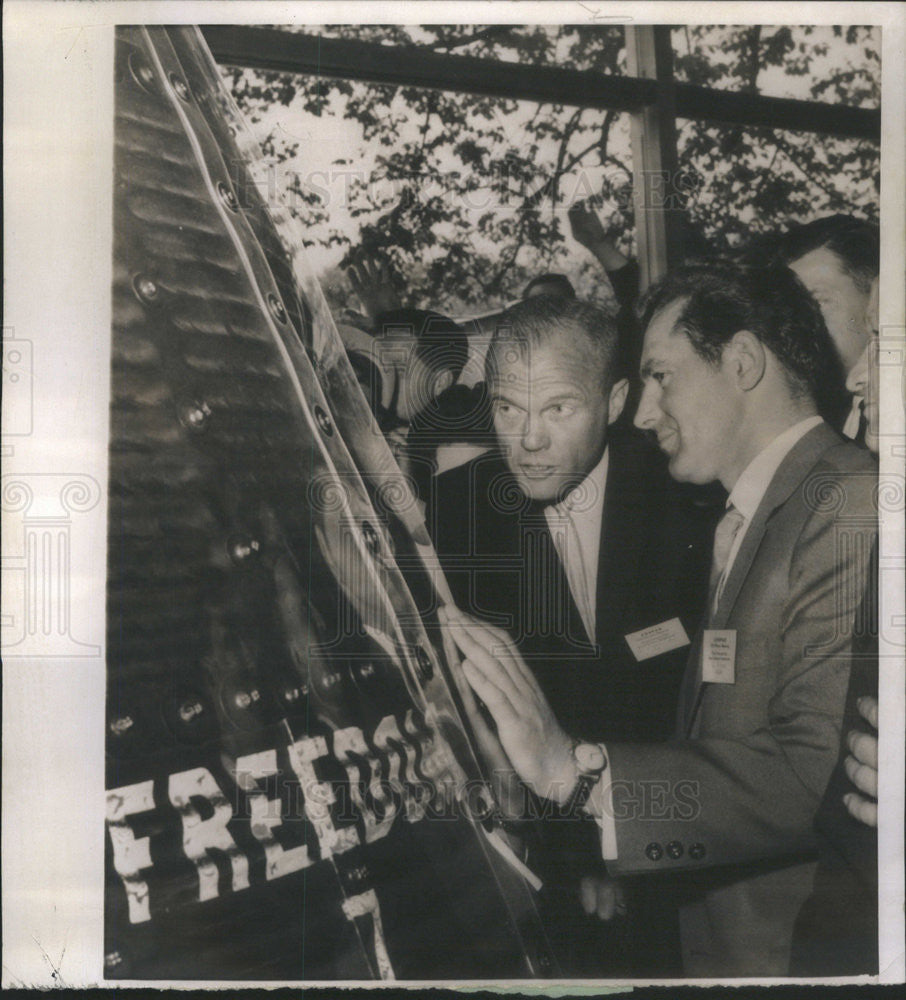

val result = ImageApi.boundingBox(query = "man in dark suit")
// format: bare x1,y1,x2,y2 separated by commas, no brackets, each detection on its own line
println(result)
447,261,877,977
427,296,717,974
790,273,881,975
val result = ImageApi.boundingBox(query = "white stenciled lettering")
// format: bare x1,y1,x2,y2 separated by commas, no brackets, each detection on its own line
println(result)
333,725,398,843
373,714,428,822
341,889,396,980
287,734,360,859
232,749,313,881
168,767,250,902
106,780,154,924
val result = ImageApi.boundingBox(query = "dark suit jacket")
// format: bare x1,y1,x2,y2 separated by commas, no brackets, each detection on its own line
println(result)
605,423,878,977
428,425,718,976
428,425,718,743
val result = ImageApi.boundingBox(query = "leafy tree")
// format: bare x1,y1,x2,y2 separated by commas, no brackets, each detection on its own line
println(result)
225,24,879,315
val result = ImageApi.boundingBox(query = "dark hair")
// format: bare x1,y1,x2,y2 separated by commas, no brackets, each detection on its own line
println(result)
486,294,621,392
374,308,469,380
639,260,845,415
522,273,576,300
777,214,879,293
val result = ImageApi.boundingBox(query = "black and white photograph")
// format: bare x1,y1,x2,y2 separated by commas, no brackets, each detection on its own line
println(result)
3,1,905,991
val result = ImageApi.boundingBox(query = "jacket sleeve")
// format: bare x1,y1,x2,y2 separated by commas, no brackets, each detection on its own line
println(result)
605,471,876,875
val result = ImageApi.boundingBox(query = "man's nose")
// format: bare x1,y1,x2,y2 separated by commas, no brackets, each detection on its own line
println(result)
634,382,659,430
520,415,549,451
845,344,870,397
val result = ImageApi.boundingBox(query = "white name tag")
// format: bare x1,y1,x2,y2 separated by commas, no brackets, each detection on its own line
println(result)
625,618,690,662
702,629,736,684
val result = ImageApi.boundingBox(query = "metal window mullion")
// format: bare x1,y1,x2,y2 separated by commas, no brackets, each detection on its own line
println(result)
625,26,684,290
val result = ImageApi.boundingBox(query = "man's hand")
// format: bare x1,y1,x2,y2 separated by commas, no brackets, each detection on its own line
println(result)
843,695,878,828
568,201,609,250
440,606,576,803
346,248,401,323
580,875,627,921
567,201,629,270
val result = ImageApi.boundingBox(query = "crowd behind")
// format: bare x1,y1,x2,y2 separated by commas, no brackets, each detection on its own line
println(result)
332,205,884,979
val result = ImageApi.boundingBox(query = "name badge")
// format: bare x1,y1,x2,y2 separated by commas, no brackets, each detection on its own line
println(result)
625,618,690,662
702,629,736,684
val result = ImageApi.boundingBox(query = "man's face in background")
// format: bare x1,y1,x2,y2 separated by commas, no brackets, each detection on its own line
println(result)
789,246,873,373
845,276,881,454
342,326,453,470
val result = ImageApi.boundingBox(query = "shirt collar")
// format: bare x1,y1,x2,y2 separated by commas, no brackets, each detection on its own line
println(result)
553,446,609,518
727,415,824,521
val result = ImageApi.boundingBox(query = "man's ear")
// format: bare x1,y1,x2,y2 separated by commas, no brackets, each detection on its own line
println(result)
607,377,629,424
433,369,454,398
727,330,765,391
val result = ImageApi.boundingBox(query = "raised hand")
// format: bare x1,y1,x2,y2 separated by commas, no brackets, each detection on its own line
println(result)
567,200,609,250
346,248,401,323
843,695,878,828
439,606,576,804
567,201,629,271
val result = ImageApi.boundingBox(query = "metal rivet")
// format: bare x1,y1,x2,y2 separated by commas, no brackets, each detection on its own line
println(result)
234,688,259,710
283,683,306,705
314,405,333,436
267,292,287,324
689,842,706,860
132,273,159,305
177,400,211,432
109,715,134,736
228,534,260,564
169,73,190,101
217,181,239,213
128,52,156,93
105,950,124,969
361,521,380,556
345,865,369,887
645,841,664,861
178,700,204,723
667,840,684,860
537,949,553,975
415,646,434,682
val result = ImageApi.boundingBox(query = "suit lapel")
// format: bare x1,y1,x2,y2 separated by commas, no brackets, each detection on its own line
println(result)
682,422,839,733
712,423,838,629
595,434,651,645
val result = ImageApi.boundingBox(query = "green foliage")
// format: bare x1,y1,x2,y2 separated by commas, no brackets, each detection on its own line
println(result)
227,25,880,315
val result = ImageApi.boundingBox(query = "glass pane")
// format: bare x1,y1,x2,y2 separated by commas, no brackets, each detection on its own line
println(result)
671,25,880,109
675,120,879,251
227,63,635,316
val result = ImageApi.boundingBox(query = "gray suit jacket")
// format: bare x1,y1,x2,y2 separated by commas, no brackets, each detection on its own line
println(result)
606,422,877,976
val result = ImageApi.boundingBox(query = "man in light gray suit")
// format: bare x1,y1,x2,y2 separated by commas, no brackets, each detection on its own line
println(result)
443,259,877,977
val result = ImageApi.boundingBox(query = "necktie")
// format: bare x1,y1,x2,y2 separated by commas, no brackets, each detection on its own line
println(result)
549,502,595,643
708,505,746,618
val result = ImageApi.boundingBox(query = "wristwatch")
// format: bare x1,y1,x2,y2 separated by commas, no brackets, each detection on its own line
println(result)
563,740,608,815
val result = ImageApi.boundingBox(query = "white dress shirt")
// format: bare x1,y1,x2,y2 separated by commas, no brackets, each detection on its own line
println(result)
545,448,609,644
593,415,825,860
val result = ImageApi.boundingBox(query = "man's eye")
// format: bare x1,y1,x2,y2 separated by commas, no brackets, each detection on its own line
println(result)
651,371,667,385
547,403,575,417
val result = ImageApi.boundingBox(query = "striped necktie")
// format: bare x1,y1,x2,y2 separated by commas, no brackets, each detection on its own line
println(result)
708,505,746,619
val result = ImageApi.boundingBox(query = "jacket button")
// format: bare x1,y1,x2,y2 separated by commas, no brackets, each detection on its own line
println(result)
645,842,663,861
666,840,684,859
689,842,706,860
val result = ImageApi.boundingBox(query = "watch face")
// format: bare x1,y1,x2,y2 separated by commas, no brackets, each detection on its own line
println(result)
574,742,606,774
